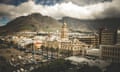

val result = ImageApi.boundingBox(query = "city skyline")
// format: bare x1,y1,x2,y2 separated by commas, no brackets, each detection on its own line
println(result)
0,0,120,72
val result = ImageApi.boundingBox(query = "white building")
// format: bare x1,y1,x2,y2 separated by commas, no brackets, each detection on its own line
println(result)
86,48,100,57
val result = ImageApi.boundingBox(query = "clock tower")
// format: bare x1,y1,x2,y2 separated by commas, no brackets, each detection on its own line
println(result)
61,23,68,40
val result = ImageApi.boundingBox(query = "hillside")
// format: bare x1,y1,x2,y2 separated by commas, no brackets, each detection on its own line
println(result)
0,13,62,35
60,17,120,32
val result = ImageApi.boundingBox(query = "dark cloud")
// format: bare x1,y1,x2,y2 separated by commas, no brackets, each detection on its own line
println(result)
0,0,112,6
91,0,120,19
102,6,120,18
0,0,11,4
0,0,27,6
62,0,112,6
0,0,119,21
0,0,119,26
35,0,62,5
0,12,10,17
35,0,112,6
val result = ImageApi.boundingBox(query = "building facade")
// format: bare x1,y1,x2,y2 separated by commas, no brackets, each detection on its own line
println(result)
100,45,120,63
77,35,99,47
44,23,89,56
99,28,117,45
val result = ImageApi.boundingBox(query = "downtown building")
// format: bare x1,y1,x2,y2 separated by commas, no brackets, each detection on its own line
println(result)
77,34,99,48
100,45,120,63
99,28,117,45
44,23,89,56
100,28,120,63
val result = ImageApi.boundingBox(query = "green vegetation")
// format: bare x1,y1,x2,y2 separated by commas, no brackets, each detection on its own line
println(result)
77,64,102,72
31,59,73,72
19,25,36,31
31,58,103,72
0,13,61,34
60,50,73,56
0,39,12,49
0,56,14,72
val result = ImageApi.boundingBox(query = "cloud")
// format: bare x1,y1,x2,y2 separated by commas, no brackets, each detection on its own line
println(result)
0,4,15,17
100,0,120,18
0,0,120,21
0,1,37,19
62,0,107,6
0,0,27,5
34,0,111,6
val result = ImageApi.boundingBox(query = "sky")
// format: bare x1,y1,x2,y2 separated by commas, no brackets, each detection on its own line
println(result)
1,0,120,26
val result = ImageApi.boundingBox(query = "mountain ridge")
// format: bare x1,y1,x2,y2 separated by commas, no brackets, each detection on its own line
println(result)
59,17,120,32
0,13,62,35
0,13,120,35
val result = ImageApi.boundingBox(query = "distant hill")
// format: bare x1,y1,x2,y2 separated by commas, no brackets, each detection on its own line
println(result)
59,17,120,32
0,13,62,35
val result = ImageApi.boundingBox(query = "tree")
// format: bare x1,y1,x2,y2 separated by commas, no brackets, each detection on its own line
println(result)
105,63,120,72
41,45,45,56
50,47,54,58
77,64,102,72
31,59,72,72
56,47,59,59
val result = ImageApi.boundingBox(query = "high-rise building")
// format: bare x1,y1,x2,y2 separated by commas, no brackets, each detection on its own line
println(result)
100,28,120,63
99,28,117,45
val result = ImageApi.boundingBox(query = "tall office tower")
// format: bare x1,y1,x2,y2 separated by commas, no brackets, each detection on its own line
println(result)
99,28,117,45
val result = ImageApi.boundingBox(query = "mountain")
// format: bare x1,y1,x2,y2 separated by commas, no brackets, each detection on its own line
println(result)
0,13,62,35
0,13,120,35
60,17,120,32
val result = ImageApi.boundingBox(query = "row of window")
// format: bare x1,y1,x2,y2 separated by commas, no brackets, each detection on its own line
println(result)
102,51,120,57
102,47,120,52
